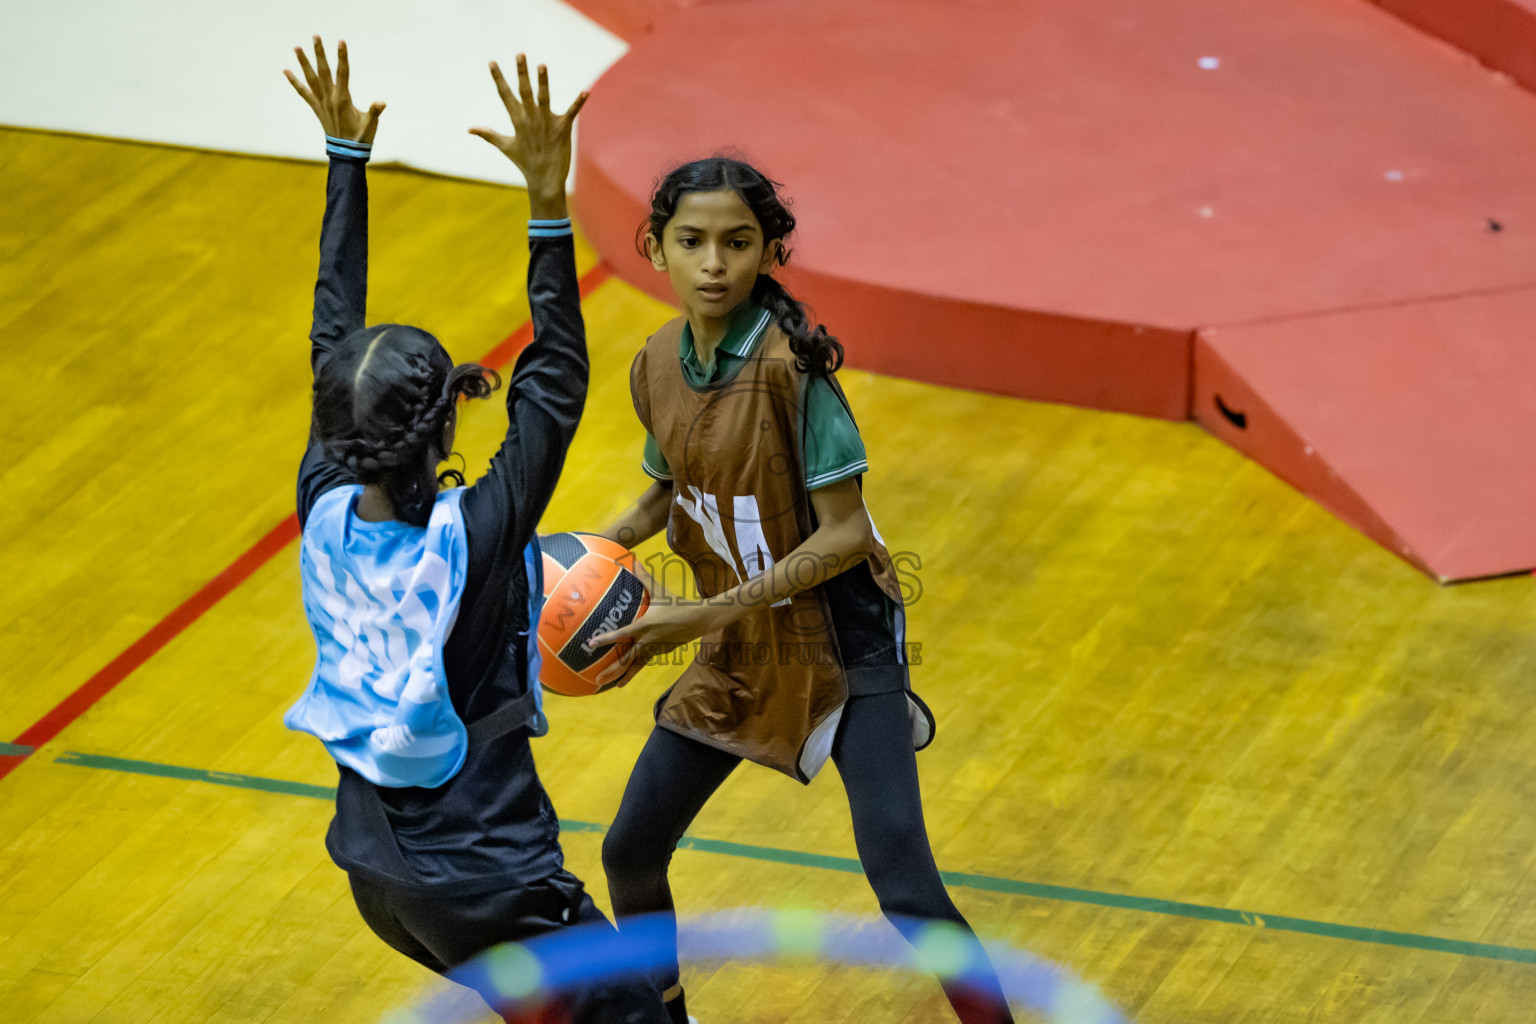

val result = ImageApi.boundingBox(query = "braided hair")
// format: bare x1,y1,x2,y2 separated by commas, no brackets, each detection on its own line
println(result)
313,325,500,527
638,157,844,377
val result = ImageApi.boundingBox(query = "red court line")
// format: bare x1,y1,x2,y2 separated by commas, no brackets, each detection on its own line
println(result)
13,514,302,756
0,262,613,784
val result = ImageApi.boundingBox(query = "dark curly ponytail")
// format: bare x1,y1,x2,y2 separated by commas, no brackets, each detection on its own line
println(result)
639,157,844,377
312,324,500,527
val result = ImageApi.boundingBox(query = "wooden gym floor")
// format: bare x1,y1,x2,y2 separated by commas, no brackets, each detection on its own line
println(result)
2,127,1535,1023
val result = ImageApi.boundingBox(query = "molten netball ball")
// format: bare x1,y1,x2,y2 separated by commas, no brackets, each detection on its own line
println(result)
537,532,650,696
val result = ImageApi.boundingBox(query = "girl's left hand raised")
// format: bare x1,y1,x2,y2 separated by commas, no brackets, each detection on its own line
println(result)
284,37,385,143
470,56,588,215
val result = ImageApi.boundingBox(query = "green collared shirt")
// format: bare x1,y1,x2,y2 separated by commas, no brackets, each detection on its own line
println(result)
642,303,868,490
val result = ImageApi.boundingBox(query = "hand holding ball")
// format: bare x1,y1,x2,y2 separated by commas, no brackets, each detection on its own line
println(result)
537,533,650,696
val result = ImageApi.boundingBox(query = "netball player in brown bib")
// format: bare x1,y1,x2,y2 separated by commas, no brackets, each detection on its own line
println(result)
589,158,1014,1024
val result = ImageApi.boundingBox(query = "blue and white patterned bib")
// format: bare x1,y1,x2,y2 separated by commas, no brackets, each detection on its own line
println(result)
287,485,473,788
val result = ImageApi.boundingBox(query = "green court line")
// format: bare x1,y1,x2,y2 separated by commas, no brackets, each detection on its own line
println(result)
56,751,337,799
1,742,35,756
53,750,1536,966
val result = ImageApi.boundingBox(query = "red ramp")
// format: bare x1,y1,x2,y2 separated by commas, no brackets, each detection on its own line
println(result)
1195,291,1536,581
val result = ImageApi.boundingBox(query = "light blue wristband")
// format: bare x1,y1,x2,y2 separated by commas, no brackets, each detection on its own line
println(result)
325,136,372,162
528,217,573,239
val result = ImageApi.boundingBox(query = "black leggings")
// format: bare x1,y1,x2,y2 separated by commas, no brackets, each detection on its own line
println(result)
602,691,1014,1024
350,869,668,1024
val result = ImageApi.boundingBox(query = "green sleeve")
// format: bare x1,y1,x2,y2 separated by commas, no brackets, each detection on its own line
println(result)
803,376,868,490
642,432,673,481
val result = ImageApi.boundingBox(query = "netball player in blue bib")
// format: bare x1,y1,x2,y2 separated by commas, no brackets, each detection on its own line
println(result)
281,37,666,1024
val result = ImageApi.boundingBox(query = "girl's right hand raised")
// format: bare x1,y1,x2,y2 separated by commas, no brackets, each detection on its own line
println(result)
470,56,588,217
284,37,385,144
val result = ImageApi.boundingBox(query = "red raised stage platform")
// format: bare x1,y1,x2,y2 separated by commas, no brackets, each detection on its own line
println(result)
569,0,1536,581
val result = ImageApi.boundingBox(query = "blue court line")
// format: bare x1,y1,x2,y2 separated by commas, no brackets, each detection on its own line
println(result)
1,742,35,756
51,750,1536,966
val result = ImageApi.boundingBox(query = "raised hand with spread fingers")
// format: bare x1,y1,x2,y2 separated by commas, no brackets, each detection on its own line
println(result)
470,55,589,220
284,36,385,144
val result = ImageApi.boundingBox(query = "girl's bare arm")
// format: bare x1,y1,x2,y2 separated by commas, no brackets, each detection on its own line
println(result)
598,481,673,548
591,478,873,685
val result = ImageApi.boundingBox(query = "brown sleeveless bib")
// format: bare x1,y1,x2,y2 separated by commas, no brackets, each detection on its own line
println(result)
631,318,908,782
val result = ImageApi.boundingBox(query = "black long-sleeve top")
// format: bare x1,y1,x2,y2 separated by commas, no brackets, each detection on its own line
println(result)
295,147,588,895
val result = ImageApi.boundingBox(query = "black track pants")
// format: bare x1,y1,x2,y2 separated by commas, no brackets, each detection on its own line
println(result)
601,692,1014,1024
350,868,669,1024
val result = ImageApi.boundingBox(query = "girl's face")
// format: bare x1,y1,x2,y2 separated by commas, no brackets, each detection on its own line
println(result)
647,189,781,322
